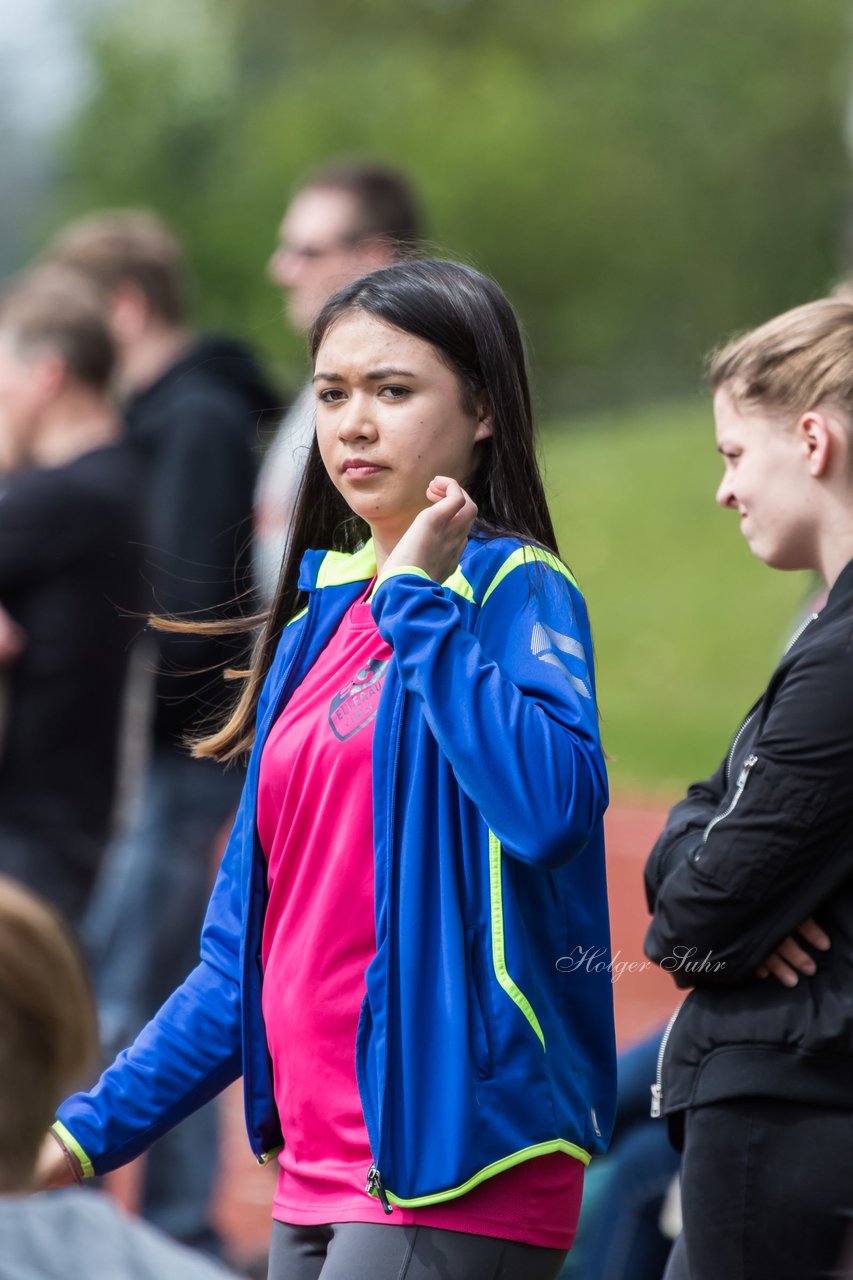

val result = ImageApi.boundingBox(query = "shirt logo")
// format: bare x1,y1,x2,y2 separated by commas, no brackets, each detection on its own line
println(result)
530,622,592,700
328,657,390,741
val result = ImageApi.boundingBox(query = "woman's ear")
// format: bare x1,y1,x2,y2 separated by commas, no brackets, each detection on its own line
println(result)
474,393,493,443
109,282,149,343
31,351,66,402
798,409,833,478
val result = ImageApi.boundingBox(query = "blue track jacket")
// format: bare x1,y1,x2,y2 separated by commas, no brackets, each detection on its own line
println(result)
56,535,616,1208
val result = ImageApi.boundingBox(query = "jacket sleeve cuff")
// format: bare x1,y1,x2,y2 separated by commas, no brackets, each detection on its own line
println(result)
373,565,433,593
51,1120,94,1179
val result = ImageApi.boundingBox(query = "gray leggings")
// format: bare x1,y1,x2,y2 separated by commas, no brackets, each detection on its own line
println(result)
268,1221,568,1280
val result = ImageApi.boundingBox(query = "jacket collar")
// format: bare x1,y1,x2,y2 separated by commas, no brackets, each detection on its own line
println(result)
298,540,377,593
294,532,512,603
821,556,853,619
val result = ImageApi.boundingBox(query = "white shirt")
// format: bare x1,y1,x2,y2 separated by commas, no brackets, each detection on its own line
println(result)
253,384,316,604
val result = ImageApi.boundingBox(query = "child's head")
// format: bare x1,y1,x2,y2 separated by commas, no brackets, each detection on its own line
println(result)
0,876,96,1189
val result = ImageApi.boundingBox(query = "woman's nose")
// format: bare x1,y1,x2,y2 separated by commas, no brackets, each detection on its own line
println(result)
337,396,377,442
268,248,297,289
715,473,736,509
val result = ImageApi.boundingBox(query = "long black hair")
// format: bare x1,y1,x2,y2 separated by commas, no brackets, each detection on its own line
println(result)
188,258,559,761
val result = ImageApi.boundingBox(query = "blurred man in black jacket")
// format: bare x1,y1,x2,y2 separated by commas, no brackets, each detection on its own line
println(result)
0,268,144,928
45,211,278,1258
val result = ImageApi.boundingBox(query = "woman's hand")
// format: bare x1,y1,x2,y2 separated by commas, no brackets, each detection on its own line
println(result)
381,477,477,585
34,1131,82,1189
756,917,830,987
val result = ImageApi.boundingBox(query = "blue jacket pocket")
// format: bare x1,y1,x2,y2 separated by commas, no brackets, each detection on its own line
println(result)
466,927,494,1081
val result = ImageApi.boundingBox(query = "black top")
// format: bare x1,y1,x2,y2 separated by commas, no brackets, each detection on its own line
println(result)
0,443,145,845
645,558,853,1127
124,335,279,746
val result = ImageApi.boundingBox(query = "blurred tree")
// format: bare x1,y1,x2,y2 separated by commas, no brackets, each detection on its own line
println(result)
42,0,850,409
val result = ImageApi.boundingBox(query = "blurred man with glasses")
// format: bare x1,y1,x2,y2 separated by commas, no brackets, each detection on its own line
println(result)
255,162,423,598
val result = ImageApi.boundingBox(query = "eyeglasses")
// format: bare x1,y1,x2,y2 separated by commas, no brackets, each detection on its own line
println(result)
275,234,361,262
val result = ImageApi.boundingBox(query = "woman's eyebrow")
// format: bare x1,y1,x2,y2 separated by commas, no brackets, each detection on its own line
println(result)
312,367,417,382
365,367,417,380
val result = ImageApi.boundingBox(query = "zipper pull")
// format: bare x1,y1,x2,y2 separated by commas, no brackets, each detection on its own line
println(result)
650,1082,662,1119
256,1144,282,1166
702,753,759,846
734,753,758,788
366,1163,394,1215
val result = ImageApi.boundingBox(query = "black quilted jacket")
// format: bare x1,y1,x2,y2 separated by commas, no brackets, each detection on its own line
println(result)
645,558,853,1131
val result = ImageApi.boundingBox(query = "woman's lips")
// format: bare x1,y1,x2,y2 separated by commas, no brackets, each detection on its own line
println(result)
342,460,387,478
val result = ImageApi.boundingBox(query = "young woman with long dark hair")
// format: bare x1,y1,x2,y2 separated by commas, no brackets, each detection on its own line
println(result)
39,260,616,1280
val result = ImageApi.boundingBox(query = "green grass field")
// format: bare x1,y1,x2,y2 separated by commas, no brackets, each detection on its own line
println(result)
541,400,810,797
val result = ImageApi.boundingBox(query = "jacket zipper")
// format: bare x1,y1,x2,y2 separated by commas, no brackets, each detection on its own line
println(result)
724,711,756,785
650,613,820,1124
650,1003,683,1118
365,1163,392,1214
658,748,757,1115
785,611,819,655
653,757,757,1118
703,753,758,843
263,597,318,735
247,595,319,1165
364,688,406,1215
720,612,817,786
